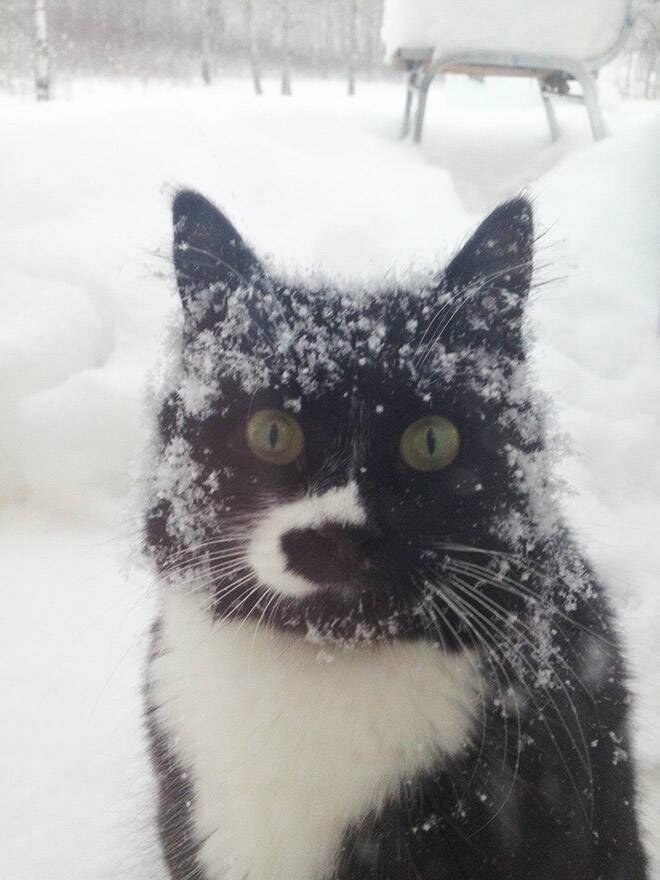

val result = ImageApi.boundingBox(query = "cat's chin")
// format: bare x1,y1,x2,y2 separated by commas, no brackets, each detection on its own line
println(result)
284,615,401,651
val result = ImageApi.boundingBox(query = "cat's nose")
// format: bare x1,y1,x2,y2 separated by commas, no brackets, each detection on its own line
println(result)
280,523,375,586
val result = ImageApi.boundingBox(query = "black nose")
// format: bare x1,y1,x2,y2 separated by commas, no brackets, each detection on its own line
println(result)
281,523,375,586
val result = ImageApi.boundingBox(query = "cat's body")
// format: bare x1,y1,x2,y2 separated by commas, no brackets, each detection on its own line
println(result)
145,192,647,879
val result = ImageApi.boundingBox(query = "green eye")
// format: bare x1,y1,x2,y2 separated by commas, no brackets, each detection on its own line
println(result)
246,409,304,465
400,416,460,472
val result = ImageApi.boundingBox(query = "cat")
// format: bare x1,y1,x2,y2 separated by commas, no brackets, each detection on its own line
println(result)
144,190,648,880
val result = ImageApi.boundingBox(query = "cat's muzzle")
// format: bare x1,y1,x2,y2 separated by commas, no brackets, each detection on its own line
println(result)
281,523,377,592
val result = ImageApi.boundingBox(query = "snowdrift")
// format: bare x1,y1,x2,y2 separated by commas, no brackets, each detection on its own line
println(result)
0,80,658,878
382,0,629,62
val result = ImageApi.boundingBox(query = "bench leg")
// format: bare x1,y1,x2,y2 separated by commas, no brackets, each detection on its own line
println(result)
538,80,560,142
572,62,607,140
401,71,416,139
413,70,435,144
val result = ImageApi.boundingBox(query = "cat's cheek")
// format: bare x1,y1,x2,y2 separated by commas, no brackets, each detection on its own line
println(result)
446,467,485,498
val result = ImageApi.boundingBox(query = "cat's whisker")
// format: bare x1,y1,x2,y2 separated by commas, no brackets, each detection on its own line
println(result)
164,551,248,578
444,574,594,828
437,580,525,838
432,542,615,644
175,566,254,604
229,583,268,632
165,556,248,587
444,571,595,768
415,257,535,369
412,291,457,363
443,561,599,707
416,581,494,806
161,538,250,571
249,589,281,656
427,557,594,810
444,555,615,648
448,560,601,701
425,576,514,776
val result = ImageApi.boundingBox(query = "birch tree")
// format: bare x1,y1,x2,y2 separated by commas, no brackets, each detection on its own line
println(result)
244,0,262,95
34,0,49,101
319,0,335,78
281,0,292,96
347,0,358,95
201,0,224,85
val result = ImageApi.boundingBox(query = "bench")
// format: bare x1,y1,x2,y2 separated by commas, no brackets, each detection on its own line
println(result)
383,0,635,143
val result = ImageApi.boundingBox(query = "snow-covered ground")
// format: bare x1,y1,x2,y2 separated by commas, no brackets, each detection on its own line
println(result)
1,75,658,878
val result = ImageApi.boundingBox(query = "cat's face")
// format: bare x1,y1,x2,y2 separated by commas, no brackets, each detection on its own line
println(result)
147,191,544,647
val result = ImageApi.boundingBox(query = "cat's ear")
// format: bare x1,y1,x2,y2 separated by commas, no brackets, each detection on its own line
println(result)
440,197,534,356
172,190,260,324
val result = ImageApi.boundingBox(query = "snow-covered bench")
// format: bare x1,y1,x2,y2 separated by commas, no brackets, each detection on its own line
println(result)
382,0,635,143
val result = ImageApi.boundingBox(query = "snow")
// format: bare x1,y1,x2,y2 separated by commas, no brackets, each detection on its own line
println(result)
382,0,629,62
1,75,659,876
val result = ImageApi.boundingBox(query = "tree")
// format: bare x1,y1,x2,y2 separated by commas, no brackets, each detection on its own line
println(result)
347,0,358,95
244,0,262,95
201,0,225,85
280,0,292,96
34,0,49,100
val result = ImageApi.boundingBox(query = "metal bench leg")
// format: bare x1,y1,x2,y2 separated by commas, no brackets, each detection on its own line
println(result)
401,70,416,139
538,79,560,142
571,62,607,140
413,70,435,144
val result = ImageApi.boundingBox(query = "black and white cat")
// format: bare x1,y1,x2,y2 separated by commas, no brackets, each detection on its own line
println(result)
144,190,648,880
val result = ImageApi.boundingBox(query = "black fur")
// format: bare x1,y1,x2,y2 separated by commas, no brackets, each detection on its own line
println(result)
144,622,203,880
145,190,648,879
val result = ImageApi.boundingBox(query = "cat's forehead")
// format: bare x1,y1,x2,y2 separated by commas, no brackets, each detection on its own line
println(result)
178,281,465,417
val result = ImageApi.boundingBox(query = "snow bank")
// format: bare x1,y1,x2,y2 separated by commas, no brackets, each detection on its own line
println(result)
0,274,108,499
531,116,660,856
0,508,162,880
382,0,628,62
0,82,469,515
0,79,658,877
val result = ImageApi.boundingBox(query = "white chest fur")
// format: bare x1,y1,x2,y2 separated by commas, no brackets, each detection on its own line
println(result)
151,592,482,880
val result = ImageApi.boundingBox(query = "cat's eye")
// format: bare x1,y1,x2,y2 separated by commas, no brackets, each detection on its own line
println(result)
246,409,304,465
400,416,460,472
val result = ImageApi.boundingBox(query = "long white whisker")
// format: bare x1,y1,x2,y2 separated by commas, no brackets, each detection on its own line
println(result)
444,574,593,827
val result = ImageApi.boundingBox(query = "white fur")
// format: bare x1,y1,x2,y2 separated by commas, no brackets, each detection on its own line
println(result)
247,481,366,597
151,590,483,880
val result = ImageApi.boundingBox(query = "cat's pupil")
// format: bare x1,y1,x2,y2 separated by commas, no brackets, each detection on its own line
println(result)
269,423,279,449
426,428,436,456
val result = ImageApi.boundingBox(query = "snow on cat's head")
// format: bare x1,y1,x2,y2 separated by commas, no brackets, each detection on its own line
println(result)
146,190,562,647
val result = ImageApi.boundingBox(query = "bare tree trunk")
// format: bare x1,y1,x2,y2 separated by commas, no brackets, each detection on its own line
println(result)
34,0,50,101
347,0,358,95
281,0,292,96
643,34,658,98
217,0,226,46
317,0,329,78
364,0,385,72
623,46,633,95
245,0,262,94
323,0,335,76
201,0,215,85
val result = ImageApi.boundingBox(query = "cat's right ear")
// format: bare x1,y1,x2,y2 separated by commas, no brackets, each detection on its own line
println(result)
172,190,260,324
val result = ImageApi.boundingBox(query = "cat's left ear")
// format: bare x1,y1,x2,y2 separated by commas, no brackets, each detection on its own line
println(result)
440,197,534,356
172,190,261,326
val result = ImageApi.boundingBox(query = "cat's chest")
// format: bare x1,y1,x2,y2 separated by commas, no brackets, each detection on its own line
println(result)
151,592,482,880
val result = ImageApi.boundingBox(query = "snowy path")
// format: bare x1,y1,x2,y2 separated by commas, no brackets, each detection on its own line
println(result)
1,77,658,877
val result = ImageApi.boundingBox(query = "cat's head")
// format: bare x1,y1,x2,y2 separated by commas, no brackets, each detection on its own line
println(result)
147,190,553,647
